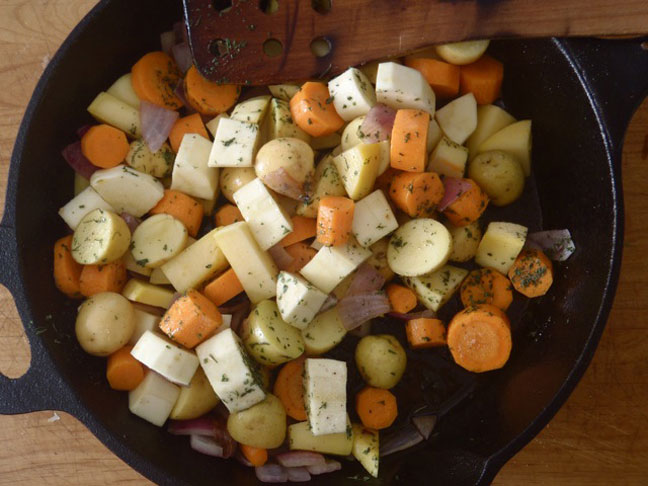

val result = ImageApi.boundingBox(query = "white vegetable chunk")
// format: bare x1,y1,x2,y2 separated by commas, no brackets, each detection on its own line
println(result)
435,93,478,145
90,165,164,217
340,116,366,152
171,134,220,200
328,67,376,121
403,265,468,311
426,118,443,153
129,371,180,427
466,104,516,157
230,95,271,124
351,189,399,248
387,219,452,277
427,136,469,178
304,358,347,436
131,331,200,386
276,272,328,329
375,62,436,115
333,143,381,200
477,120,533,176
208,117,261,168
205,113,229,138
128,308,161,346
87,92,141,137
475,221,528,274
130,214,188,268
106,73,140,109
59,186,115,230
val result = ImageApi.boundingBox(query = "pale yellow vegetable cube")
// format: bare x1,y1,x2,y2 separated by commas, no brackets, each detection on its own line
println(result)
466,104,516,157
477,120,532,176
205,113,228,138
475,221,528,274
296,153,346,218
288,418,353,455
87,92,141,137
122,279,176,309
129,371,179,427
427,136,469,178
268,84,300,101
209,118,261,168
59,186,115,230
427,118,443,153
265,98,310,143
106,73,140,109
131,331,199,386
128,308,160,346
435,93,477,145
74,173,90,196
352,424,379,477
404,265,468,311
328,67,376,121
171,134,220,200
375,62,435,114
351,189,398,248
333,143,381,200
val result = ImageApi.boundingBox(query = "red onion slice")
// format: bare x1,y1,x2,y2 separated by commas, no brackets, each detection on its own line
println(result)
190,434,225,458
319,294,338,313
62,141,99,179
256,464,288,483
120,212,141,233
337,292,391,330
360,103,397,143
380,423,424,457
268,244,295,271
438,177,472,212
172,42,193,74
387,309,436,321
346,263,386,296
276,451,325,468
286,467,311,482
140,100,179,153
173,21,188,44
168,417,217,436
526,229,575,261
262,167,306,201
412,415,437,440
306,459,342,475
160,30,176,55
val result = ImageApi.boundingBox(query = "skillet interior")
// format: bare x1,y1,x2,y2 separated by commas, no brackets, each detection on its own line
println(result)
6,0,626,484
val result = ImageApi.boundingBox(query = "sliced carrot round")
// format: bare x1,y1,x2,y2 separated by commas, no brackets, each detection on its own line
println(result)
508,248,554,298
406,318,446,348
106,345,145,391
131,51,183,109
289,81,344,137
273,356,307,421
460,268,513,311
442,178,489,227
356,386,398,430
389,170,444,217
184,65,241,116
81,124,130,169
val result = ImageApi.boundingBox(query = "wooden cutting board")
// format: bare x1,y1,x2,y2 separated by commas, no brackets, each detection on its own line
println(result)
1,2,647,485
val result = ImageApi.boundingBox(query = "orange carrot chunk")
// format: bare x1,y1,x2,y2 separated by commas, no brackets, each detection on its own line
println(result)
240,444,268,467
81,124,130,169
405,57,460,98
184,65,241,116
106,345,145,391
131,51,183,109
280,216,317,247
203,268,245,306
356,386,398,430
442,178,489,227
273,356,307,421
447,304,512,373
169,113,209,153
149,189,204,237
316,196,355,247
508,248,554,298
389,171,444,218
406,318,447,349
459,55,504,105
460,268,513,311
283,242,317,273
53,235,83,298
289,82,344,137
390,109,430,172
79,260,128,297
159,289,223,348
214,203,244,227
386,284,417,314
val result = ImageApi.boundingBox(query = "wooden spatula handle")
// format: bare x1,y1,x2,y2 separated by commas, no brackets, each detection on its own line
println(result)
184,0,648,85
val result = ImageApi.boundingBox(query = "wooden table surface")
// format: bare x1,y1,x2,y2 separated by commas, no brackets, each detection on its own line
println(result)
0,2,647,485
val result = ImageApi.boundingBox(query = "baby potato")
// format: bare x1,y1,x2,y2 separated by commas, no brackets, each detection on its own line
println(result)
255,137,314,199
355,334,407,389
71,208,131,265
130,213,188,268
169,367,220,420
220,167,256,204
468,150,525,206
226,393,287,449
75,292,135,356
125,139,174,178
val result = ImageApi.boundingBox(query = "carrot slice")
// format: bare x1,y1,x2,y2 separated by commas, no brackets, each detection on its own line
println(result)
280,216,317,247
81,124,130,169
386,284,417,314
169,113,209,153
240,444,268,467
390,109,430,172
79,260,127,297
389,170,444,217
283,242,317,273
184,65,241,116
356,386,398,430
404,57,460,98
447,304,512,372
273,356,307,421
289,81,344,137
53,235,82,298
460,268,513,311
406,318,447,348
131,51,183,109
316,196,355,247
159,289,223,348
459,55,504,105
149,189,204,237
106,345,145,391
442,178,489,227
203,268,245,306
507,248,554,298
214,203,244,227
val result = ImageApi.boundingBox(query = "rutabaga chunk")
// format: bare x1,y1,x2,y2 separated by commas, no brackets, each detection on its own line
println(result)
59,186,115,230
129,371,180,427
475,221,528,274
300,237,371,293
296,153,346,218
304,358,347,435
375,62,436,115
230,95,271,125
205,113,229,138
195,328,266,413
171,134,219,200
122,279,176,309
213,222,279,303
265,98,311,143
328,67,376,121
131,331,200,386
233,178,294,250
427,136,469,178
106,73,140,109
403,265,468,312
276,272,328,329
87,92,141,137
435,93,477,145
351,424,379,478
208,118,261,168
351,189,399,248
128,308,161,346
387,219,452,277
90,165,164,217
333,143,381,200
288,417,353,456
301,308,347,355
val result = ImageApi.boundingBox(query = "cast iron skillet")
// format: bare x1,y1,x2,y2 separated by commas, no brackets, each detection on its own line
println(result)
1,0,647,484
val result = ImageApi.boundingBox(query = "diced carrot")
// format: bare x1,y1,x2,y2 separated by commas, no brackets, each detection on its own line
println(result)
386,284,417,314
149,189,204,237
442,178,489,227
240,444,268,467
79,260,127,297
460,268,513,311
404,57,460,98
203,268,244,306
289,82,344,137
355,386,398,430
374,168,398,196
406,318,447,348
106,345,145,391
273,356,307,421
131,51,183,109
81,124,130,169
280,216,317,247
159,289,223,348
184,65,241,116
390,109,430,172
459,55,504,105
283,242,317,273
507,248,554,298
389,170,444,217
169,113,209,153
214,203,244,227
316,196,355,247
447,304,512,372
53,235,82,298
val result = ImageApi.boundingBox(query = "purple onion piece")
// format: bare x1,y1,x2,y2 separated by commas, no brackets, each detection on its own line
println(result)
61,141,99,179
276,451,325,468
337,292,391,330
346,263,386,296
319,294,338,313
168,417,217,436
190,434,225,458
268,244,295,271
120,212,141,233
256,464,288,483
379,423,424,457
140,100,179,153
526,229,575,261
361,103,397,143
412,414,437,440
160,30,176,55
306,459,342,475
438,177,472,212
172,41,193,74
286,467,311,482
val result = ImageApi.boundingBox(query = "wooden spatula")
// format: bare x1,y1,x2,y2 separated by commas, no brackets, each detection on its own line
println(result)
183,0,648,85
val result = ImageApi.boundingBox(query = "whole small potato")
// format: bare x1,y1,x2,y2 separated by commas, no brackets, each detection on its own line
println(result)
227,393,286,448
468,150,525,206
220,167,256,203
255,137,314,199
75,292,135,356
355,334,407,389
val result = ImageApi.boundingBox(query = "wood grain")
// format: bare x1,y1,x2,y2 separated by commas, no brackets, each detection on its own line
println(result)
1,1,647,485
